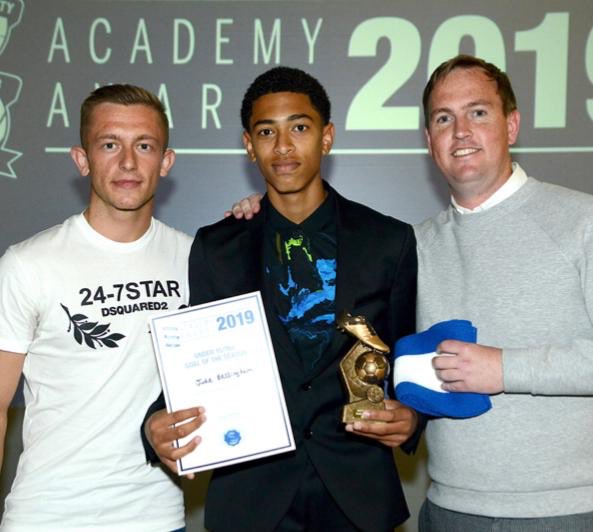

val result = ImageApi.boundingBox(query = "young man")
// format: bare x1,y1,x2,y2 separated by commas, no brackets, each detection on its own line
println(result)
144,67,420,531
417,55,593,530
0,85,190,531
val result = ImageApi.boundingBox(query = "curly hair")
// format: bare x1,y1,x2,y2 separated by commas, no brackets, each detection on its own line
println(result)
240,66,331,130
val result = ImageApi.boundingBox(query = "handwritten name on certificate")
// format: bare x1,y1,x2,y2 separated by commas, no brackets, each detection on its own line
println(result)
149,291,295,475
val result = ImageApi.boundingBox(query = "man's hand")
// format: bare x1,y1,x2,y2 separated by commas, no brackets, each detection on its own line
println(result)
345,399,418,448
224,193,263,220
145,406,207,479
433,340,503,394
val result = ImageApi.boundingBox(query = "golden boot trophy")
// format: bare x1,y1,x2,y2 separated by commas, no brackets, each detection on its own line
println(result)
337,312,390,423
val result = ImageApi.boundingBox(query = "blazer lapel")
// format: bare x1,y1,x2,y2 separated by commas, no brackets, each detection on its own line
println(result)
253,201,304,378
307,193,359,379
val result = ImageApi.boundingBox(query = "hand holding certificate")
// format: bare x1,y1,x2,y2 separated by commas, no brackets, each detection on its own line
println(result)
149,291,295,475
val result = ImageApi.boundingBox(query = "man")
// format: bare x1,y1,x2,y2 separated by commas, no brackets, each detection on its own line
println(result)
0,84,190,530
417,55,593,530
144,66,420,531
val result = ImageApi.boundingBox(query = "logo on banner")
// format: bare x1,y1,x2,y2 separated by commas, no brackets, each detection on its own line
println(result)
0,0,24,179
0,0,24,55
0,72,22,178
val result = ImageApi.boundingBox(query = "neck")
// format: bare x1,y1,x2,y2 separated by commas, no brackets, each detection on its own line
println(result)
452,167,514,210
268,179,327,224
84,204,153,242
453,189,498,210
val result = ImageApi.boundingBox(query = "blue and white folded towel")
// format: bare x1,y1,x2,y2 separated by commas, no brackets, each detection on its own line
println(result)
393,320,492,418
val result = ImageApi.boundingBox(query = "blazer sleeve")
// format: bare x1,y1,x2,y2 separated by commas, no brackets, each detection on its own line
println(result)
141,391,166,463
389,224,427,453
188,228,219,306
389,223,417,342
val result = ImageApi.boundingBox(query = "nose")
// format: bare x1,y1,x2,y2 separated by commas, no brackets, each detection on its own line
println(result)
453,116,471,140
119,146,138,171
274,130,294,156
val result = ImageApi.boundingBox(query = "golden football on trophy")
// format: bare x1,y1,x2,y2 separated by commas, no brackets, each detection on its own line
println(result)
354,351,389,385
337,312,391,423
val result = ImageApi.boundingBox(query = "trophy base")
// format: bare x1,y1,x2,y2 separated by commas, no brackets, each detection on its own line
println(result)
342,399,386,424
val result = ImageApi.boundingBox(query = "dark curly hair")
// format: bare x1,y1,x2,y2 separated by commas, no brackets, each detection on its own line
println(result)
423,55,517,128
240,66,331,130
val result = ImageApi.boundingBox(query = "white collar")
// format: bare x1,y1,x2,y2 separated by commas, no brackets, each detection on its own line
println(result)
451,163,528,214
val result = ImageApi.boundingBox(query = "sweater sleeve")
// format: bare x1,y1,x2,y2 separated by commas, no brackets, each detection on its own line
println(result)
503,211,593,395
503,339,593,395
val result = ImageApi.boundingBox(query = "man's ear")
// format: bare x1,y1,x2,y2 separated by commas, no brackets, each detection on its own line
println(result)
160,148,176,177
424,128,433,157
242,131,256,162
70,146,90,176
321,122,335,155
507,110,521,146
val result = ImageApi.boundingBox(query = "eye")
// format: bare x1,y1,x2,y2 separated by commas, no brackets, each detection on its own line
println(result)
293,123,308,132
472,109,487,118
434,114,451,125
103,142,117,150
138,143,152,151
256,128,274,137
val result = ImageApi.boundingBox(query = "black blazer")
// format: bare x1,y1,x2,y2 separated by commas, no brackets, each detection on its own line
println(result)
145,187,418,531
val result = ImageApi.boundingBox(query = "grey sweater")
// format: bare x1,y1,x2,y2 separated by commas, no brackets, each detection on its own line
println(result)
415,171,593,517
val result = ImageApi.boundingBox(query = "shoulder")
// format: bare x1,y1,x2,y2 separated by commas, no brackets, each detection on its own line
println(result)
523,179,593,230
514,178,593,263
531,179,593,210
153,218,193,249
335,190,413,236
188,215,260,268
413,208,449,249
0,217,75,286
3,216,74,261
196,213,254,242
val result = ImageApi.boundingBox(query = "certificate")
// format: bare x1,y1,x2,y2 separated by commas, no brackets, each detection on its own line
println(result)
149,291,295,475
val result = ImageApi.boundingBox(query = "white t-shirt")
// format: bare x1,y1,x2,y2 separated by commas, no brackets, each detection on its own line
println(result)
0,214,192,531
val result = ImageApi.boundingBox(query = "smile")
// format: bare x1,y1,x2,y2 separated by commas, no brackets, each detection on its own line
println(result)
452,147,480,157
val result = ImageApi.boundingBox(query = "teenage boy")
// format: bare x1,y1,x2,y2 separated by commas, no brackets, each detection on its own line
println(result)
144,67,421,531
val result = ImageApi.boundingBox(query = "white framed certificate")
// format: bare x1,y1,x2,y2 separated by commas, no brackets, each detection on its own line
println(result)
149,291,295,475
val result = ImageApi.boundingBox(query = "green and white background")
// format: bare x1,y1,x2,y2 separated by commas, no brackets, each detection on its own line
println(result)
1,1,592,529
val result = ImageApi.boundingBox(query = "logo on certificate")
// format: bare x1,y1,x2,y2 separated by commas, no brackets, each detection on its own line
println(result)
224,429,242,447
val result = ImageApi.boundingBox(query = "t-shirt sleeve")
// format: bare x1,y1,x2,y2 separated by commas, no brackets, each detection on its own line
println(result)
0,246,37,354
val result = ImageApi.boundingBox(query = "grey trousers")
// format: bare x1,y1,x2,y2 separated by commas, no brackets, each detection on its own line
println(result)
418,499,593,532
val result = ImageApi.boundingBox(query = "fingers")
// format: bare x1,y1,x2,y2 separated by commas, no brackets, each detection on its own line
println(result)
345,401,418,448
433,346,466,390
148,407,204,435
162,455,196,479
433,341,463,386
433,342,504,394
146,407,206,474
437,339,463,354
169,406,206,426
359,400,416,426
440,381,466,392
161,434,202,468
432,355,457,371
225,200,249,220
246,193,262,216
226,193,263,220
